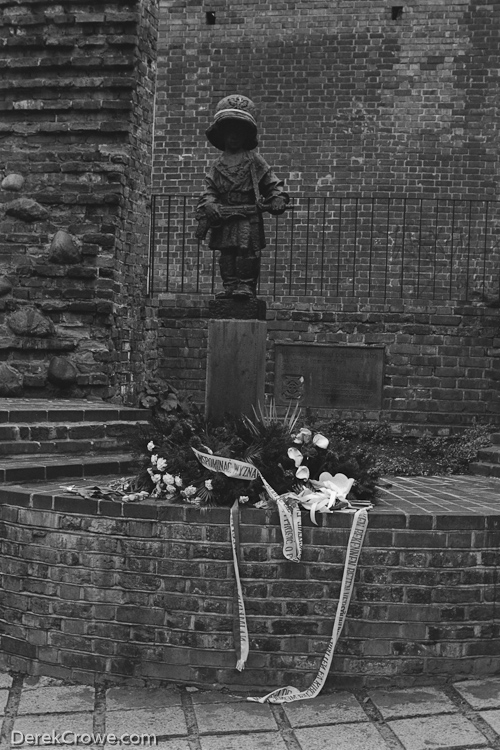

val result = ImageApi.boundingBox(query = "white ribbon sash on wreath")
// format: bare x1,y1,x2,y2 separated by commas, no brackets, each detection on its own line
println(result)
192,447,370,698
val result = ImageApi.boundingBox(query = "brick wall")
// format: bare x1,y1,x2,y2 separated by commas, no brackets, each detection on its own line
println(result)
0,0,159,400
0,495,498,689
154,0,499,198
158,295,500,431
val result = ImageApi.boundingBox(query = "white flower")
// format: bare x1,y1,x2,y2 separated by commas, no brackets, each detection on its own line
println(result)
312,472,355,499
296,465,310,480
204,479,213,491
163,472,175,486
156,457,167,472
174,475,183,487
181,485,197,498
293,428,312,445
147,441,155,452
151,474,162,484
287,447,303,467
312,433,329,450
151,454,158,466
238,495,249,504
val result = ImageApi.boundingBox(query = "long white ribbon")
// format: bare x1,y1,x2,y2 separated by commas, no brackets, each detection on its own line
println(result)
194,447,369,687
248,508,369,702
229,500,249,671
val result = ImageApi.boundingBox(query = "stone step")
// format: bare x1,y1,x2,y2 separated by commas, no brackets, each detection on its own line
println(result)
469,461,500,478
0,398,149,425
476,445,500,465
0,452,141,483
0,421,149,456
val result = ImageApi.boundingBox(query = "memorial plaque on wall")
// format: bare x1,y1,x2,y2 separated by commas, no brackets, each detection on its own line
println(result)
274,344,384,410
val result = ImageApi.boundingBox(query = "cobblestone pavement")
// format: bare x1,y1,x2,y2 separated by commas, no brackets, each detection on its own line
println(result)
3,673,500,749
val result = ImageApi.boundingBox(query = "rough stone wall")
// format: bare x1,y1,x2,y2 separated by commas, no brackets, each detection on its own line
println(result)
154,0,499,198
0,0,159,401
158,295,500,431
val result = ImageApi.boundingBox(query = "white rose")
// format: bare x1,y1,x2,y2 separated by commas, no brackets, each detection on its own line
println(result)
204,479,213,491
151,454,158,466
156,457,167,472
163,472,175,486
174,476,183,487
147,441,155,452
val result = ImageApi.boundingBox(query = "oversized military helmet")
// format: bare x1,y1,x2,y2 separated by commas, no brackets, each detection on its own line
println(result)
205,94,259,151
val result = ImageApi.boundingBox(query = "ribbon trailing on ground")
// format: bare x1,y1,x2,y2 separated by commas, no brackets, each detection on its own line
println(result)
248,507,369,703
229,499,249,671
194,446,370,685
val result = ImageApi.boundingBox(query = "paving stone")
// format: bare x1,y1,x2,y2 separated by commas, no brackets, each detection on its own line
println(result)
0,673,12,689
368,686,457,718
104,707,188,738
17,685,94,715
193,701,278,734
13,711,93,740
200,733,287,750
387,714,488,750
106,686,183,711
294,722,392,750
149,743,191,750
0,688,8,715
282,691,369,727
479,709,500,734
455,679,500,709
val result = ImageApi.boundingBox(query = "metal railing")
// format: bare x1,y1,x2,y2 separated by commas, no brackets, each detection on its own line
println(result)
149,194,500,302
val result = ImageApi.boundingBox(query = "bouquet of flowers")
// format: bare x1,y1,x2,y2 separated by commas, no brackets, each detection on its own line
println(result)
127,403,379,511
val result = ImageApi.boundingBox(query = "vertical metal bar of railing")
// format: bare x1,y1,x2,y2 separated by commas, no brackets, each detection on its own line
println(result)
482,200,489,300
417,197,423,298
433,199,439,300
166,195,172,292
304,197,311,295
368,197,375,297
288,202,295,296
400,197,406,297
384,198,390,299
211,245,217,295
273,213,279,300
320,197,327,296
180,196,187,293
336,197,342,296
466,200,472,301
352,197,359,297
450,199,456,300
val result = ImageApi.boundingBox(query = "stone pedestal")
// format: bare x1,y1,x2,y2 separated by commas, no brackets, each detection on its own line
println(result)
205,319,266,422
208,297,266,321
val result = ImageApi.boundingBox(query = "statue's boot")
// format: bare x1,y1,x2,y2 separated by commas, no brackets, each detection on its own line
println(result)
233,256,260,298
216,252,238,298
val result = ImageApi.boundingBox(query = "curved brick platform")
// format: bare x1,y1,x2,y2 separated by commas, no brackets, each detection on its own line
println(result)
1,475,499,691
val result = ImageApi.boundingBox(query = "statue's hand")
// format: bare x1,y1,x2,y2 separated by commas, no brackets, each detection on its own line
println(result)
204,203,221,222
268,197,287,215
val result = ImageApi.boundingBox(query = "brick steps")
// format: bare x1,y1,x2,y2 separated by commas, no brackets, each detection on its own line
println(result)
469,438,500,477
0,398,150,485
0,421,148,456
0,452,141,483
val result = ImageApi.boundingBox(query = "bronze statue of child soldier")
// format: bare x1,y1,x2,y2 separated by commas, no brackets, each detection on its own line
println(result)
196,95,289,298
